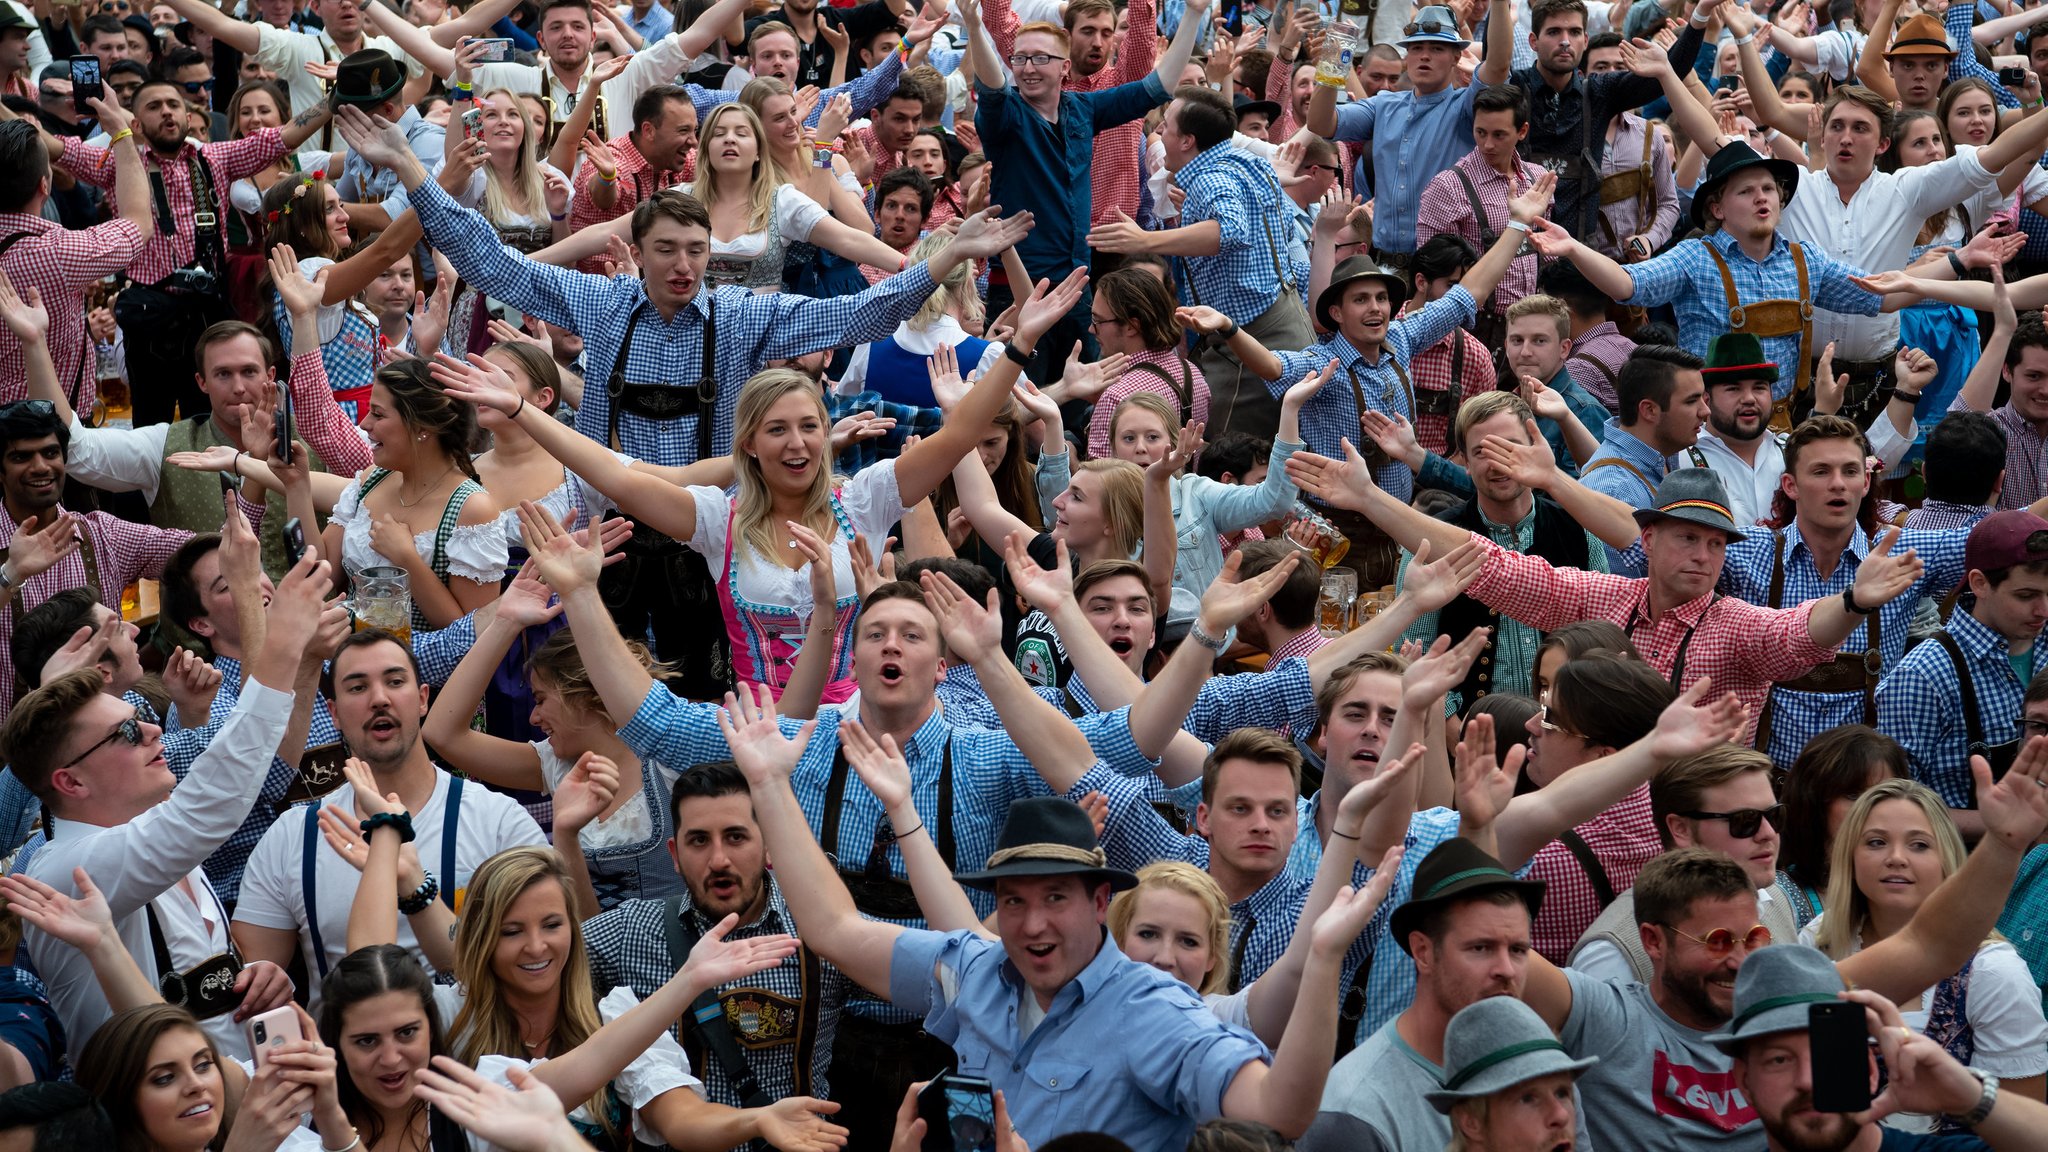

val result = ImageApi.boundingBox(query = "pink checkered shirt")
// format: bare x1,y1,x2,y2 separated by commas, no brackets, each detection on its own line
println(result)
986,0,1155,225
0,213,144,415
1416,150,1544,316
1526,783,1662,962
569,134,687,274
1087,346,1212,459
853,123,905,187
1463,533,1836,744
1404,326,1496,456
1267,625,1329,664
0,503,190,712
54,129,285,287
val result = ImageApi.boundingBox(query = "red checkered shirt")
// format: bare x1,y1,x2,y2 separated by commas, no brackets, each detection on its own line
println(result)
859,237,917,286
569,134,688,275
986,0,1155,225
1087,346,1212,459
1404,325,1496,456
0,503,189,713
1463,533,1836,745
928,185,966,230
1267,625,1329,664
852,123,904,185
1526,782,1662,962
1265,54,1305,141
1416,149,1544,316
54,129,285,287
0,213,144,415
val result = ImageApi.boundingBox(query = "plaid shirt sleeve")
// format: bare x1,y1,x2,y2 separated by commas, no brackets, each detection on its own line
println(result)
53,139,115,189
619,682,736,771
1949,4,2022,108
1623,242,1699,307
1414,166,1474,248
88,513,191,589
827,391,940,472
1065,762,1208,873
1808,246,1885,315
1120,0,1158,80
1183,656,1319,743
45,219,145,284
1877,640,1974,807
286,351,372,477
204,128,287,183
410,179,606,333
1461,532,1646,632
826,49,905,121
411,614,478,688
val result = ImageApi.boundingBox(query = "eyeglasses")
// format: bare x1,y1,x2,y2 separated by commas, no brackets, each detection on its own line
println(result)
1404,16,1456,35
1660,922,1772,957
1088,312,1122,328
1006,52,1066,66
60,709,145,773
2023,718,2048,739
1677,803,1784,839
99,1,131,11
1306,163,1342,175
176,78,214,93
1535,705,1585,741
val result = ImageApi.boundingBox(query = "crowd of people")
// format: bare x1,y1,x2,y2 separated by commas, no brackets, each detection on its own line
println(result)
6,0,2048,1146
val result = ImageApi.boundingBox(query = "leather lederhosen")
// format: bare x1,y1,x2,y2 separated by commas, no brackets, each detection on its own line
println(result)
1751,529,1882,758
1703,241,1814,433
1307,356,1411,587
817,744,956,921
1189,172,1314,440
1412,332,1465,428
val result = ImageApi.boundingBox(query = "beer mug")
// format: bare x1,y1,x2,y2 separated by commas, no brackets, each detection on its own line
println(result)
352,566,413,642
1319,569,1358,636
1285,505,1352,571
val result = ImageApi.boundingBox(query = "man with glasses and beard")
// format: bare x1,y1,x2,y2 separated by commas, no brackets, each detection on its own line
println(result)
583,761,855,1131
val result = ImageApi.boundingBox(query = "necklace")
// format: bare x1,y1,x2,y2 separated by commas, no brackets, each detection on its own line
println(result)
395,464,457,508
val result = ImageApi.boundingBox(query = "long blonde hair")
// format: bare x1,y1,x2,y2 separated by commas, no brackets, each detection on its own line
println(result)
733,369,838,563
479,88,550,228
737,75,808,181
448,848,618,1145
909,231,982,331
1813,778,1994,958
1107,861,1232,995
693,102,780,234
1073,458,1146,559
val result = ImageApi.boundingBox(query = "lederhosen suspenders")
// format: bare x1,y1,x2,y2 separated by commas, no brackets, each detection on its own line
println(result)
1703,241,1813,431
1344,356,1413,472
1567,349,1618,389
303,778,463,979
1557,829,1615,906
1931,632,2020,803
143,887,244,1019
1626,588,1720,690
607,299,719,457
1413,334,1464,422
1184,174,1296,432
1453,167,1522,320
148,150,226,282
1126,357,1196,426
0,234,88,415
1580,456,1656,503
817,743,956,922
1752,529,1882,754
660,899,824,1141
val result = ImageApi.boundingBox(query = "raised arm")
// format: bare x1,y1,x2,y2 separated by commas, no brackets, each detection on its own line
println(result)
1152,0,1211,89
1478,0,1513,85
1726,7,1810,138
521,502,663,734
366,1,458,76
1467,418,1642,550
1624,36,1727,150
1802,526,1922,648
419,570,555,789
1003,532,1146,710
1855,0,1903,103
958,0,1007,92
1284,438,1476,558
721,684,905,996
428,0,524,47
1125,550,1304,760
0,868,159,1014
843,718,997,938
155,0,259,55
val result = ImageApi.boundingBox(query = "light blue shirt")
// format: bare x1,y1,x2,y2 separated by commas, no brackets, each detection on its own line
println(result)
1328,83,1482,255
890,927,1269,1148
619,1,674,42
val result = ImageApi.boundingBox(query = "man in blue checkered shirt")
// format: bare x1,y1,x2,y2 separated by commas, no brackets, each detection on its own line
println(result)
332,105,1034,468
1878,509,2048,841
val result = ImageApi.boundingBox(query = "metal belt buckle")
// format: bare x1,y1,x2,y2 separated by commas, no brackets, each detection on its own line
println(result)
193,211,217,229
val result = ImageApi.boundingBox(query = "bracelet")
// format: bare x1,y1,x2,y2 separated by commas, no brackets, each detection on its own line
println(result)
896,820,924,839
1891,388,1923,406
231,450,244,476
1948,249,1969,279
1329,828,1360,841
512,394,527,419
596,170,617,183
322,1132,362,1152
1505,219,1531,233
1220,318,1240,339
1732,29,1755,45
1188,621,1229,653
107,128,133,145
397,870,440,916
550,211,567,221
360,811,416,843
453,89,476,102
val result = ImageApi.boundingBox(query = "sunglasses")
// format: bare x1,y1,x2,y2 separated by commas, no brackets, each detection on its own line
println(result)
176,78,214,93
1677,803,1784,839
1404,16,1456,35
62,709,145,772
1660,922,1772,957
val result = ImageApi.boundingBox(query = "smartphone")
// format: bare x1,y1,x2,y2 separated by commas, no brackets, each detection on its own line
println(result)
473,37,513,62
461,107,483,138
243,1005,304,1068
283,517,306,568
1713,74,1740,94
1808,1003,1873,1113
68,57,101,115
217,469,235,497
274,383,292,466
1220,0,1243,36
2002,65,2029,86
918,1074,997,1152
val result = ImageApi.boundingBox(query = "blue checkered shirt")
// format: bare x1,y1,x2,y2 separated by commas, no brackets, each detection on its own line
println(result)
1625,231,1881,398
1877,605,2048,808
1265,287,1479,502
1720,520,1969,768
408,179,943,467
1175,145,1291,324
1997,845,2048,1005
1948,5,2022,108
827,390,942,473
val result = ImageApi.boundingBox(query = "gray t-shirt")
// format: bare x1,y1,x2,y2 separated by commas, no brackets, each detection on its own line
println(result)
1300,1012,1596,1152
1562,968,1760,1152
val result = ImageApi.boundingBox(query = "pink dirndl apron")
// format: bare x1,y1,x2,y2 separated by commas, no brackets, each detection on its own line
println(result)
715,496,861,703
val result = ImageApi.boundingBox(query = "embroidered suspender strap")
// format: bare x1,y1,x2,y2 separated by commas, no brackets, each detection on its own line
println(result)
75,519,102,605
1388,359,1414,416
660,897,779,1116
441,776,462,909
1126,360,1195,425
1261,172,1295,295
1687,446,1709,468
1755,530,1787,752
1557,829,1615,907
1705,242,1745,328
303,801,328,979
185,152,224,278
790,942,823,1099
607,304,646,452
1934,632,1985,752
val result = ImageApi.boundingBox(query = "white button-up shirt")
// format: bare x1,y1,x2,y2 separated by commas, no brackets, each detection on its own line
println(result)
1780,147,1998,360
1673,408,1919,527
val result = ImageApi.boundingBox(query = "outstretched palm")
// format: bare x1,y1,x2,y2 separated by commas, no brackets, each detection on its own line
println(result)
680,913,801,988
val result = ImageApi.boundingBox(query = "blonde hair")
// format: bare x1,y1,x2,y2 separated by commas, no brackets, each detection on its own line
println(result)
737,75,808,180
479,88,549,229
693,103,779,234
1813,778,1994,958
733,369,838,564
1107,861,1232,995
1073,458,1146,558
449,848,617,1145
909,232,981,331
1110,392,1178,452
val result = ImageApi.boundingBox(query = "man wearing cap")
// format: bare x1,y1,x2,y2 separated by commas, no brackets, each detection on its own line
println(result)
1713,946,2048,1152
1288,448,1926,743
1429,999,1597,1152
1516,791,2048,1152
1089,82,1314,441
1417,83,1547,352
1476,0,1708,247
0,6,33,104
1302,4,1483,270
1300,840,1598,1152
1179,174,1552,584
1526,140,1894,429
1878,510,2048,839
1235,97,1281,140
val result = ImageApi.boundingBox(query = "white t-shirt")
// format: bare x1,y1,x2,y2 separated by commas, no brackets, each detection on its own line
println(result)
686,456,907,616
435,984,705,1146
233,770,547,1003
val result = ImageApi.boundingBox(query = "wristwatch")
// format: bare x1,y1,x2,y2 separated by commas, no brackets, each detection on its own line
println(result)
0,562,17,592
1188,622,1229,653
1951,1068,2000,1128
1840,587,1878,616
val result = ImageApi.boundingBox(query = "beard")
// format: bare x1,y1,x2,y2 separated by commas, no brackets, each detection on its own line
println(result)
1658,963,1730,1028
1760,1095,1861,1152
1708,406,1766,444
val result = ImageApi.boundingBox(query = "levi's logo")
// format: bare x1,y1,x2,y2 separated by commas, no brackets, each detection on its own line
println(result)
1652,1051,1756,1132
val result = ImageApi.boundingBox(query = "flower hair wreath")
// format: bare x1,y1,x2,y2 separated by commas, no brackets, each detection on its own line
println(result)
270,168,327,220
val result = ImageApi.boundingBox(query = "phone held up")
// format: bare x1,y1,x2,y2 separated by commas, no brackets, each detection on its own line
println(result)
919,1073,998,1152
243,1005,304,1069
68,57,101,115
1808,1002,1873,1114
